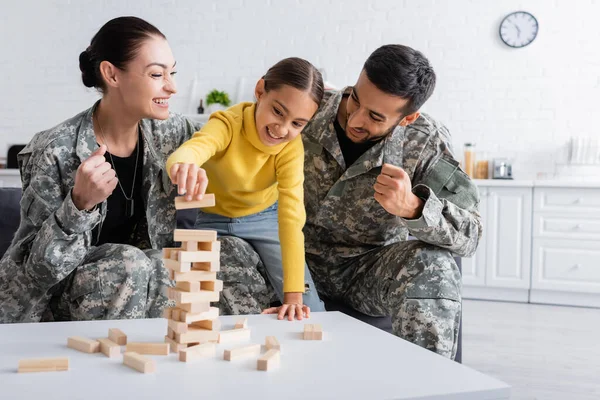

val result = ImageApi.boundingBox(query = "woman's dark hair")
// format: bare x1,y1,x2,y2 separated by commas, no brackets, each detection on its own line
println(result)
79,16,166,91
263,57,324,106
363,44,436,115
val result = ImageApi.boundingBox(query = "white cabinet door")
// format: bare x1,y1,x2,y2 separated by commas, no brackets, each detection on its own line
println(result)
485,187,533,289
462,187,487,286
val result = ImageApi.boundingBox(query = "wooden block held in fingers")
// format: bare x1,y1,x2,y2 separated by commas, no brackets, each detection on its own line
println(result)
223,343,261,361
123,352,156,373
180,306,219,324
98,338,121,358
175,194,216,210
218,328,251,344
18,358,69,373
179,301,211,314
174,229,218,243
257,349,280,371
190,318,221,331
108,328,127,346
173,270,217,283
67,336,100,353
176,281,201,292
265,336,281,351
179,342,216,362
126,342,169,356
176,327,220,344
234,318,248,329
164,336,189,353
201,280,224,292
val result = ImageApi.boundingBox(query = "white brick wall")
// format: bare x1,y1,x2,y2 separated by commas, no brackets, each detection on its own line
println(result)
1,0,599,179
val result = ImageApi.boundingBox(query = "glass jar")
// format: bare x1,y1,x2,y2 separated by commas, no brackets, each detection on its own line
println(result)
464,143,475,178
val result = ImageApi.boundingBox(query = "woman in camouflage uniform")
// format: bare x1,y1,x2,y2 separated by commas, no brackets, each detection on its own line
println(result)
0,17,201,323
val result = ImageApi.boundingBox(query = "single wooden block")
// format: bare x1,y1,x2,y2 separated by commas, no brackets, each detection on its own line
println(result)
179,306,219,324
176,326,220,344
163,258,192,273
168,287,220,304
97,338,121,358
234,317,248,329
175,194,216,210
108,328,127,346
218,328,251,344
173,270,217,283
176,281,201,292
173,229,218,243
179,301,211,314
223,343,261,361
303,324,323,340
179,342,217,362
168,318,189,334
303,324,313,340
67,336,100,353
201,280,224,292
18,358,69,373
265,336,281,351
191,260,220,272
164,336,189,353
123,352,156,374
191,318,221,331
178,249,220,264
257,349,280,371
125,342,169,356
182,241,198,251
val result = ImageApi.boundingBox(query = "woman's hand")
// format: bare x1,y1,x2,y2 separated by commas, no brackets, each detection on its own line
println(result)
72,145,117,211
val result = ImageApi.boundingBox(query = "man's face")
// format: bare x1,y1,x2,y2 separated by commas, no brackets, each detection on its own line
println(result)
343,70,416,143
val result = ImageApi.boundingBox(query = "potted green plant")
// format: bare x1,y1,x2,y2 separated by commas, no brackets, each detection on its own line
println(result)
205,89,232,114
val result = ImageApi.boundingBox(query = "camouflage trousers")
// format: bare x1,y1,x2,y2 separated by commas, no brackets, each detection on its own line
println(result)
217,237,461,359
46,244,172,321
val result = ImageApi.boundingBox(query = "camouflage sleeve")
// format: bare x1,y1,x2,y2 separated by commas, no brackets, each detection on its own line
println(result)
403,130,482,258
17,160,101,288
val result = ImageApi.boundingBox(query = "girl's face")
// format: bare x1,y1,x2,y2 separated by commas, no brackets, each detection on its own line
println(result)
105,36,177,120
254,79,319,146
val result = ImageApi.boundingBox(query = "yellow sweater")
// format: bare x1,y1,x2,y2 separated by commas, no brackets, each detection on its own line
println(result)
166,102,306,293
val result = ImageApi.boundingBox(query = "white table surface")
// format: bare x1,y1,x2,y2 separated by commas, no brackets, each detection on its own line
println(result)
0,311,509,400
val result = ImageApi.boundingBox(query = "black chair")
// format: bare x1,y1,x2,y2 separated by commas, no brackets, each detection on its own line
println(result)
7,145,26,169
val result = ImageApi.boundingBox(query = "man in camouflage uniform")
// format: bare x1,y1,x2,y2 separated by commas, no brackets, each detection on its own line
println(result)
0,104,201,323
219,45,481,359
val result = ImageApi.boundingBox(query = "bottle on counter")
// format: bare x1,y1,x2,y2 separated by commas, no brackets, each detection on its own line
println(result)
197,99,205,114
464,143,475,178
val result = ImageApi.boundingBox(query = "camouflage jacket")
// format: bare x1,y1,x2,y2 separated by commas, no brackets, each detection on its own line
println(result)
0,102,199,322
302,88,482,265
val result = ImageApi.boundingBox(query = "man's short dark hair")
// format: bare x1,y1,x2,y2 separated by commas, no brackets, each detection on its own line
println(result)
363,44,436,115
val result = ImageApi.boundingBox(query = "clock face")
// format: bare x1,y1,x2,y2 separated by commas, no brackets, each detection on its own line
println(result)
500,11,539,48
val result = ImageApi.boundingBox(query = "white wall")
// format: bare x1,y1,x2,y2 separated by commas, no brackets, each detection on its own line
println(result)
1,0,599,178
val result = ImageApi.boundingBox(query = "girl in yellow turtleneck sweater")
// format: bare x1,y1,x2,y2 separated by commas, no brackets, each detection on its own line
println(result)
166,58,325,320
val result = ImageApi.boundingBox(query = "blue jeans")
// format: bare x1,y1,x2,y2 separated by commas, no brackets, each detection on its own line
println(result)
195,203,325,311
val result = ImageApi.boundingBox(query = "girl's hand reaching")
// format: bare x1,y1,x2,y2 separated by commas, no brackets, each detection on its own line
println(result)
170,163,209,201
262,292,310,321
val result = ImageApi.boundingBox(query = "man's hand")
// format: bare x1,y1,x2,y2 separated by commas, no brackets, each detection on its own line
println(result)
374,163,425,219
261,292,310,321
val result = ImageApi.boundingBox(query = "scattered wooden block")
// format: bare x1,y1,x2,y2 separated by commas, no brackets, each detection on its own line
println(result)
303,324,323,340
234,318,248,329
98,338,121,358
176,326,220,344
168,287,220,304
223,343,261,361
179,301,211,314
125,342,169,356
108,328,127,346
123,352,156,373
18,358,69,373
163,258,192,273
257,349,280,371
265,336,281,351
67,336,100,353
173,270,217,283
174,229,218,243
201,280,224,292
179,342,217,362
176,281,201,292
218,328,251,344
165,336,189,353
179,306,219,324
175,194,216,210
190,318,221,331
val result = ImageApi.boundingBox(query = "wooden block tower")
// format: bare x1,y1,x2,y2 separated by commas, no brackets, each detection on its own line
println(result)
162,194,223,353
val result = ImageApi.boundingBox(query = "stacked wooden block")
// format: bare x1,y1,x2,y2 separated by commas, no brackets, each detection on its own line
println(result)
162,194,224,355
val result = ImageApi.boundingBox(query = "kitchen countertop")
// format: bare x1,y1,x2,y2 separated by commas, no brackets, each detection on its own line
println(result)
474,179,600,188
0,169,19,176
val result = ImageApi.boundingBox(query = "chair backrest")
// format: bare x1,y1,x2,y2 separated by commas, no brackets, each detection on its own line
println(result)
7,145,26,169
0,187,22,257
